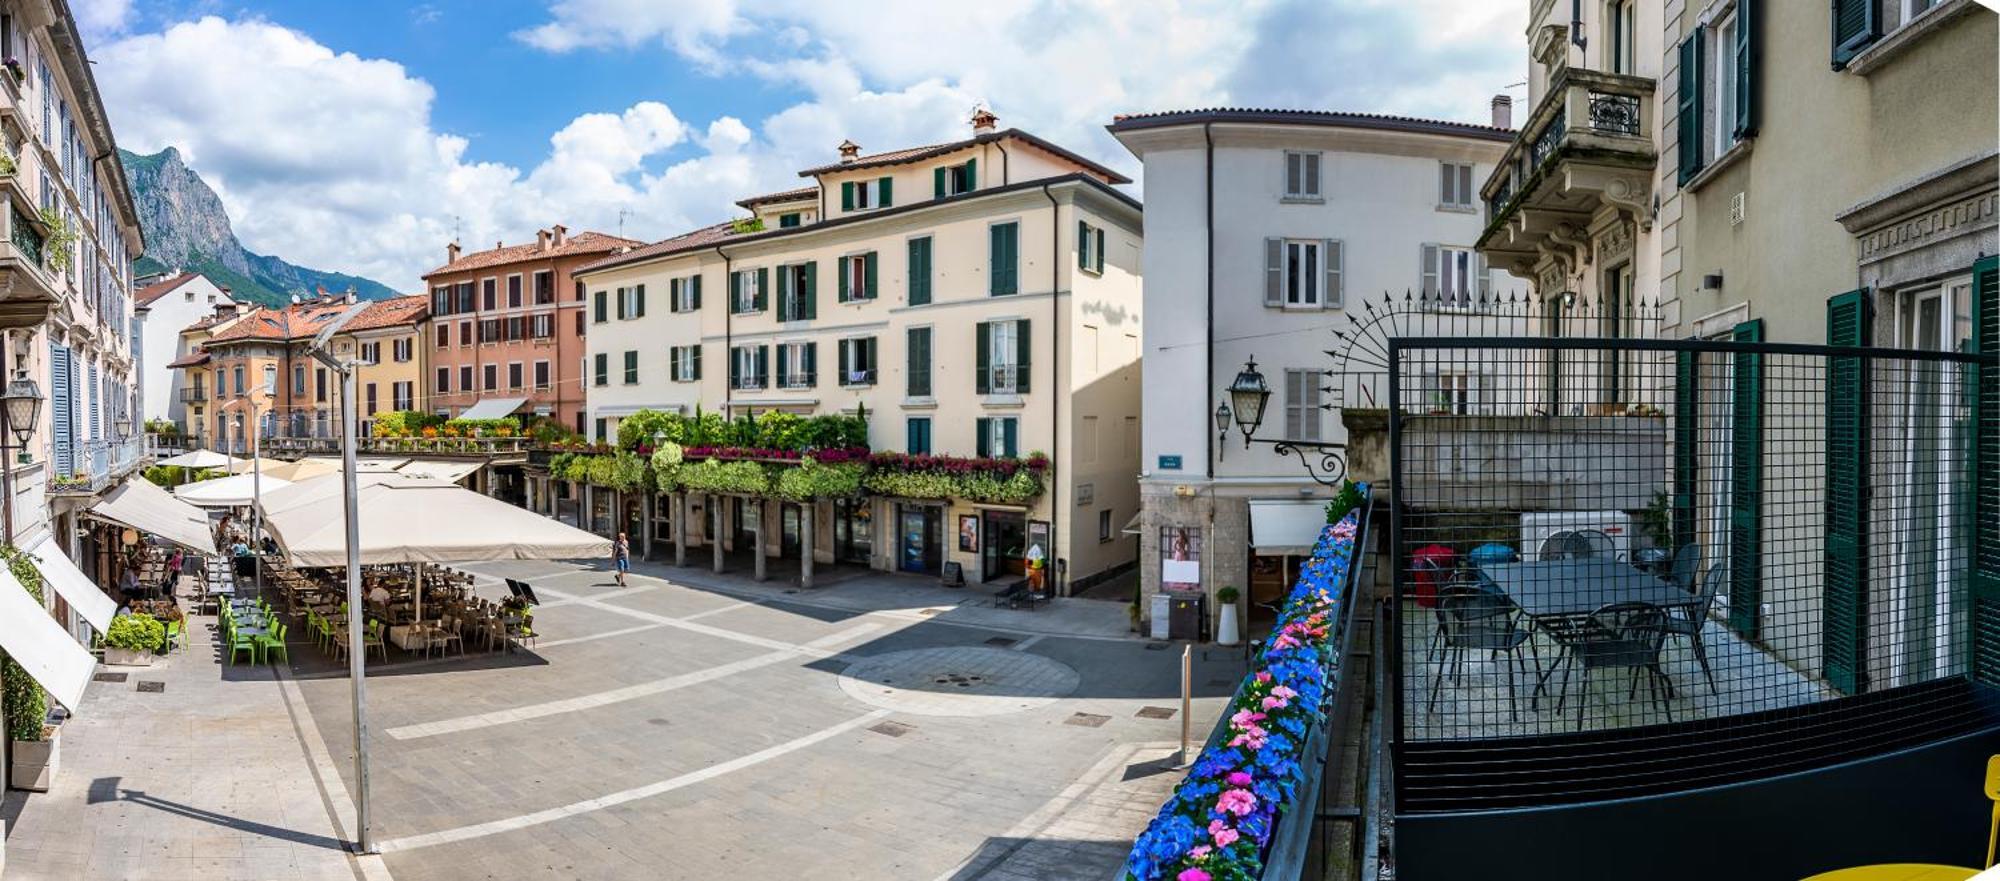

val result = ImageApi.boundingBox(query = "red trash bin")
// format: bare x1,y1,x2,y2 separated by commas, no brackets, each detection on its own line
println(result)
1409,544,1456,608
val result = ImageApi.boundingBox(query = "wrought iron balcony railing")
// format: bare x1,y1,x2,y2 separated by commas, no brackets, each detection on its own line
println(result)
1480,68,1656,230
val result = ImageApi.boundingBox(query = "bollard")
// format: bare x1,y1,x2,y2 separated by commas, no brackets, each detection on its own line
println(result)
1178,644,1193,767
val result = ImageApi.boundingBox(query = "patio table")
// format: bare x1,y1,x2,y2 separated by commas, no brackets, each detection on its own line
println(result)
1475,558,1699,701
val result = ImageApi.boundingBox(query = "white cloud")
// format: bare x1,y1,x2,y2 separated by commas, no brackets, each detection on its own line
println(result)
69,0,133,42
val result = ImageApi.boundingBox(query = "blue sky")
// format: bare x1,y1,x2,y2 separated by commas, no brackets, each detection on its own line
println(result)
79,0,1525,288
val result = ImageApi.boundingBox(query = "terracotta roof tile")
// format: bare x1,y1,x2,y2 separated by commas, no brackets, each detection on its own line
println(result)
343,295,429,332
135,272,200,306
735,186,819,209
421,230,643,279
205,299,360,344
794,128,1131,183
574,221,747,275
164,351,210,368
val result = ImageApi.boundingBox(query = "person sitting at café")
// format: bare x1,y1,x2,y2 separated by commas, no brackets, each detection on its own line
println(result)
368,582,391,609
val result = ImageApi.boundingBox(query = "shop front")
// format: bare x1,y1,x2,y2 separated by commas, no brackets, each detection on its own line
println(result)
979,508,1028,582
834,499,872,566
1245,499,1331,637
897,502,943,575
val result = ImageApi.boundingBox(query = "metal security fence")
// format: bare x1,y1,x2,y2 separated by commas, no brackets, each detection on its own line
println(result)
1385,334,1995,755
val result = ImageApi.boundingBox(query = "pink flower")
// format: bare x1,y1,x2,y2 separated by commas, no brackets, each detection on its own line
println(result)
1229,710,1266,727
1189,845,1211,858
1209,819,1240,847
1178,870,1212,881
1261,695,1288,710
1255,671,1272,683
1216,788,1258,817
1227,771,1254,787
1271,685,1298,701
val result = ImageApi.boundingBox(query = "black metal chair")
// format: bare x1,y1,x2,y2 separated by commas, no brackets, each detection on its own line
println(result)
1664,565,1723,695
1556,601,1674,729
1668,543,1703,592
1427,582,1539,723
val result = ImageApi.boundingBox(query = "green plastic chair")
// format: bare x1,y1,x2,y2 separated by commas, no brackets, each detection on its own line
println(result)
164,619,184,654
228,621,258,665
258,622,288,665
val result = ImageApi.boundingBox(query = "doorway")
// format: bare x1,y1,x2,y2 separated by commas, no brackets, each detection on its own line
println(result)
982,510,1028,581
835,500,872,565
780,503,803,559
899,505,941,574
1888,280,1970,684
733,498,758,552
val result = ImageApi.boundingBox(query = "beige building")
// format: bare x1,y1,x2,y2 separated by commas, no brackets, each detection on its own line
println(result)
574,112,1145,593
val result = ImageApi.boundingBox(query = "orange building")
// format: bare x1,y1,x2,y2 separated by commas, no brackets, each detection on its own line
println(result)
421,225,640,432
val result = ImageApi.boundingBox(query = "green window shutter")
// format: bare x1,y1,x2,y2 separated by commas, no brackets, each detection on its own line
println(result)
975,418,991,458
841,181,855,211
934,167,947,198
1729,317,1765,639
837,256,850,304
803,262,817,319
756,268,769,311
615,287,626,320
991,223,1018,296
1831,0,1880,70
1676,34,1705,186
1078,220,1089,269
690,275,701,310
878,177,893,207
730,348,741,388
777,345,791,388
1735,0,1759,138
865,252,878,298
756,346,769,387
804,342,817,386
594,353,607,386
975,322,991,394
1672,351,1700,549
1825,288,1871,694
595,289,608,323
1002,419,1017,458
908,327,930,397
692,344,702,380
635,284,646,318
1094,228,1106,274
837,338,850,382
1015,320,1031,393
964,157,976,190
730,272,741,311
1969,256,2000,683
625,350,639,384
908,237,931,305
778,268,793,321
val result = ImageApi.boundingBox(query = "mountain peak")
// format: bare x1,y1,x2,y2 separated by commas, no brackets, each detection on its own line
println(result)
118,147,394,307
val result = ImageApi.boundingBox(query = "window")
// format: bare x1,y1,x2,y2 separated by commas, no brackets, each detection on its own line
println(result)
1284,368,1323,441
1833,0,1880,68
1438,162,1475,209
392,381,414,411
1284,151,1322,200
459,320,472,346
483,364,498,391
459,365,473,393
623,351,639,385
1426,371,1482,414
936,159,976,197
316,368,329,403
989,221,1019,296
1422,244,1487,310
975,416,1018,458
535,271,554,305
435,324,449,347
777,341,816,389
366,382,378,415
531,314,554,339
1077,221,1106,274
507,275,523,309
978,320,1029,394
1680,6,1758,183
593,289,608,323
1607,0,1635,74
508,362,524,390
1713,11,1740,160
907,236,933,305
1263,238,1341,308
906,417,932,455
906,326,931,397
393,338,413,362
592,353,607,387
1099,510,1113,542
261,364,276,395
671,276,701,312
436,367,450,394
841,176,893,211
778,212,801,228
670,346,701,382
776,263,815,321
617,285,646,320
358,341,380,365
482,278,497,312
838,337,877,386
479,318,501,342
730,345,768,390
534,360,550,390
595,418,608,442
456,282,475,313
574,311,585,337
732,268,766,313
292,364,306,394
838,252,876,302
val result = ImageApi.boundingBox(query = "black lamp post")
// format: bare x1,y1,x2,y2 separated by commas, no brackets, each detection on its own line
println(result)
1218,356,1347,487
0,371,45,544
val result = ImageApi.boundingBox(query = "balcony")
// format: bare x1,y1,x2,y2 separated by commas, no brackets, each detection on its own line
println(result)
265,435,530,458
48,437,148,496
0,199,58,328
1476,68,1656,278
178,387,208,404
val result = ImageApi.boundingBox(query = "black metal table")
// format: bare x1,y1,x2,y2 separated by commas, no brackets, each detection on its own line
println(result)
1474,558,1696,704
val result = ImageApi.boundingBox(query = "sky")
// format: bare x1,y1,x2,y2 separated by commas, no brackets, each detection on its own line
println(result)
76,0,1526,293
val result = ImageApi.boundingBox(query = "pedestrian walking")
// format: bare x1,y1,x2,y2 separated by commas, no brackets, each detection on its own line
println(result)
613,533,630,586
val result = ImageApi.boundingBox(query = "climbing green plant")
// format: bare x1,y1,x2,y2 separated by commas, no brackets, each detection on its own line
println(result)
38,207,75,273
676,458,770,495
772,459,865,502
2,545,48,741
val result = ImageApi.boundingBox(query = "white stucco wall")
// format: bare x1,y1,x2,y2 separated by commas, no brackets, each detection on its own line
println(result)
137,275,233,427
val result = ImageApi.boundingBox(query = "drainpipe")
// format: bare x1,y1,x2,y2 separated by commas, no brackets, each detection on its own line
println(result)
714,245,733,413
993,141,1011,186
1203,121,1214,478
1040,182,1062,594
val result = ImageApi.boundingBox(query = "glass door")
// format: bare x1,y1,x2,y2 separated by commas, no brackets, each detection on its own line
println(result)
982,511,1027,581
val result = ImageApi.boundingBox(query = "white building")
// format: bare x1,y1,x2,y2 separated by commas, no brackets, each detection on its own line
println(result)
133,272,233,429
1108,107,1527,636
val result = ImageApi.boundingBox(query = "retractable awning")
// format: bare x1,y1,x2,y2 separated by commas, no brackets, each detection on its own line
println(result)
175,473,295,507
26,534,114,633
91,478,216,554
1248,500,1331,556
396,459,482,483
0,566,94,711
1121,512,1143,536
458,396,527,420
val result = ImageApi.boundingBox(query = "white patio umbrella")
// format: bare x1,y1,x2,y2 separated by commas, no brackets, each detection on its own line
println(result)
174,472,295,507
234,457,340,483
156,450,243,470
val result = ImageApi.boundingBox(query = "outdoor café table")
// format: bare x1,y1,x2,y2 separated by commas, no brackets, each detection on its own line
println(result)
1801,867,1979,881
1474,558,1699,700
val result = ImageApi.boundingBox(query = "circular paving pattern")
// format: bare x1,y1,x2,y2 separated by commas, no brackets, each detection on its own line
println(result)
837,646,1082,717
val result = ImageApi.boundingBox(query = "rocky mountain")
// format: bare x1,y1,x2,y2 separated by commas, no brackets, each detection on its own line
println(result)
120,147,397,306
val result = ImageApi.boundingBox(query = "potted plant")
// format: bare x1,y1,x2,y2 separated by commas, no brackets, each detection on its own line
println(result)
103,612,164,666
1215,586,1242,646
7,691,55,792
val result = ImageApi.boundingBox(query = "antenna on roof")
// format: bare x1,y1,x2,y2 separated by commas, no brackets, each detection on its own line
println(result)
618,209,629,239
452,215,462,244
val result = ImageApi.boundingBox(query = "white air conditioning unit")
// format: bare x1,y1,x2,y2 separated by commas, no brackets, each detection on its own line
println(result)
1519,511,1634,560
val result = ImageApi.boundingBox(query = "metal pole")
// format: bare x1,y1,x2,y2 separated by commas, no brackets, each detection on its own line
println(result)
252,408,262,599
1177,644,1192,767
338,363,374,853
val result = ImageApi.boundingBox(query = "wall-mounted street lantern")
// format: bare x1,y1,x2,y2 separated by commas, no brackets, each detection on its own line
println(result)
1217,357,1348,487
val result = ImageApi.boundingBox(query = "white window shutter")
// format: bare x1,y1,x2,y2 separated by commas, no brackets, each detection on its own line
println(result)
1439,163,1454,205
1420,243,1439,302
1476,253,1492,311
1265,238,1283,306
1325,239,1344,309
1458,164,1474,207
1302,370,1322,440
1283,370,1301,438
1285,155,1300,196
1304,153,1320,197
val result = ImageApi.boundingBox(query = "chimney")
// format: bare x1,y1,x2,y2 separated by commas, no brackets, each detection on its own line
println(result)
346,286,358,305
446,241,462,265
837,140,861,163
1491,94,1514,130
970,108,999,133
537,228,552,252
551,224,568,247
290,293,301,305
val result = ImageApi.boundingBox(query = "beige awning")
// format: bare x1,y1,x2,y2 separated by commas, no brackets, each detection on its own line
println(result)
90,479,216,554
26,533,114,633
396,459,482,483
1249,500,1330,556
1120,512,1143,536
459,396,528,420
156,449,242,470
264,477,610,567
256,471,408,519
175,473,295,507
0,566,94,711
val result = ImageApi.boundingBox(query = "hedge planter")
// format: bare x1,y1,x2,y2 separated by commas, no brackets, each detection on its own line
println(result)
10,734,57,791
103,646,154,667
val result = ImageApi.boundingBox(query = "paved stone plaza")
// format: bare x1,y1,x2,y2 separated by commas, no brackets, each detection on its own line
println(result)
3,558,1244,880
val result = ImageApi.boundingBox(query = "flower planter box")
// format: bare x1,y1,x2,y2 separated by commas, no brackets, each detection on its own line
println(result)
103,647,155,667
9,735,56,792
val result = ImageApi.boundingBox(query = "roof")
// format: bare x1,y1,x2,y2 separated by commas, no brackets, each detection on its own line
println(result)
204,298,362,345
344,295,429,332
735,187,819,209
164,351,210,369
795,128,1132,183
421,230,643,279
578,173,1141,277
135,272,202,306
1106,108,1515,142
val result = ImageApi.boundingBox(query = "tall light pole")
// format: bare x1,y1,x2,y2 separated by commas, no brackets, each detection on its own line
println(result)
309,302,375,854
